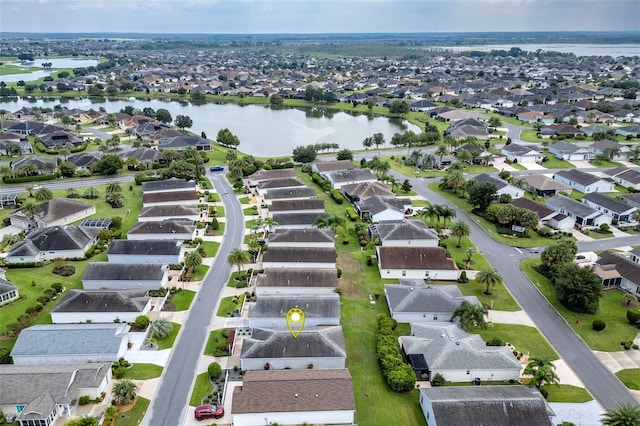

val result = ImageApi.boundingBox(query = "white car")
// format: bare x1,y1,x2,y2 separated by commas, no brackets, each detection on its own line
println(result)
32,184,42,190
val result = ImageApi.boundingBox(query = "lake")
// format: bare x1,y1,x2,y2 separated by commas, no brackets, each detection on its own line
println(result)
0,97,420,157
1,58,99,83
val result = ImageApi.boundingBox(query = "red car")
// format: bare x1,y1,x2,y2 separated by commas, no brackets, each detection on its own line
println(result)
194,404,224,421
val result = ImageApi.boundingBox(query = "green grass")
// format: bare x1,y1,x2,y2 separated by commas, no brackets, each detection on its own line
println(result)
473,324,559,360
243,206,259,216
216,294,245,317
226,271,249,288
113,396,150,426
590,159,623,168
581,230,615,240
615,368,640,390
508,162,527,171
201,241,220,258
411,199,431,208
190,264,210,281
189,373,214,406
211,206,225,217
520,129,545,142
155,323,181,350
125,364,164,380
239,196,251,204
203,329,231,357
458,280,521,312
520,258,638,351
444,236,492,271
169,290,195,311
542,384,593,402
539,150,576,169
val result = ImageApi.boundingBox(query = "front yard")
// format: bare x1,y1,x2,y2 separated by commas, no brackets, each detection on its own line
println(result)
473,324,559,361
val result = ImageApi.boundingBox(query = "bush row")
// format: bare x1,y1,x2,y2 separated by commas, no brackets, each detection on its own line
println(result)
345,207,358,221
3,172,61,184
376,315,416,393
330,189,344,204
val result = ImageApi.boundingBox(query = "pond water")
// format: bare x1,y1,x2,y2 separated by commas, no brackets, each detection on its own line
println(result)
0,97,420,157
1,58,100,83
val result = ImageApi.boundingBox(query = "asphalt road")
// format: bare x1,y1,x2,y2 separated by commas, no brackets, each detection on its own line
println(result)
141,171,245,426
401,173,639,409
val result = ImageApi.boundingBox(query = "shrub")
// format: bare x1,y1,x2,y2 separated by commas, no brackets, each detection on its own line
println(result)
134,315,150,330
627,309,640,326
386,364,417,393
486,337,505,346
330,189,344,204
457,270,469,283
592,319,606,331
78,395,92,405
537,227,553,238
111,366,126,379
345,207,358,221
431,373,445,386
207,362,222,379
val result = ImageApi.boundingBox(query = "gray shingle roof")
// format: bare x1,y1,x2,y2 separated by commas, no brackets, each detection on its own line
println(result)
127,220,195,235
269,199,325,212
51,289,149,313
377,246,458,270
248,168,297,183
257,177,306,190
253,269,338,288
8,225,97,256
249,294,340,318
553,169,601,186
142,178,196,192
311,160,356,173
596,251,640,286
268,228,334,244
142,190,199,204
36,198,94,224
341,181,394,201
83,263,166,281
138,204,200,218
0,277,17,294
16,392,56,421
272,212,329,226
241,326,346,359
385,282,479,314
263,187,317,200
356,195,409,216
517,174,570,191
546,194,599,218
108,239,182,256
471,173,508,190
262,247,336,264
502,143,541,156
371,219,438,242
324,168,377,183
583,192,636,214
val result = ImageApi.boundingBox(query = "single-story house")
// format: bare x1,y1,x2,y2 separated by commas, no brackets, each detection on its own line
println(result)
582,192,637,223
267,199,325,216
630,247,640,265
595,251,640,296
385,281,480,323
247,168,297,186
0,270,19,306
620,193,640,208
553,169,615,194
370,219,439,247
142,190,200,207
341,181,394,202
256,177,307,196
0,363,111,426
157,135,211,151
512,198,575,230
377,247,459,281
82,263,169,290
402,323,521,382
241,326,346,371
11,156,58,175
67,152,102,171
271,212,330,230
231,369,355,426
445,118,489,140
10,198,96,230
321,168,378,189
142,177,197,194
50,289,151,324
419,385,554,426
501,144,544,164
6,226,99,264
248,293,341,328
311,160,356,174
588,139,629,160
267,228,334,248
263,187,317,205
471,173,523,199
107,239,185,264
605,167,640,191
126,220,197,240
548,141,594,161
10,323,130,365
262,247,336,270
253,268,338,296
41,130,83,149
515,174,572,197
545,194,612,228
138,204,201,222
355,195,412,222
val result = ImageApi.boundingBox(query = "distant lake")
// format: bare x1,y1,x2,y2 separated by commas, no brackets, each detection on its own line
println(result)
439,43,640,57
1,58,99,83
0,97,420,157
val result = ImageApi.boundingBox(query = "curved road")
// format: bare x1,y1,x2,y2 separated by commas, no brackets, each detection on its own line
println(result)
142,172,245,426
399,172,639,409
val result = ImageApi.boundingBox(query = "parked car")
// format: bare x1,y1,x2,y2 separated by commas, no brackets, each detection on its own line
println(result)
210,166,224,172
194,404,224,421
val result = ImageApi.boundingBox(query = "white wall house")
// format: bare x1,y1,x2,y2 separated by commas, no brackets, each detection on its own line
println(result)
82,263,169,290
248,294,341,328
261,247,337,270
471,173,523,199
253,269,338,296
501,144,544,164
50,289,151,324
553,169,615,193
126,221,196,241
107,240,185,264
0,276,19,306
377,246,460,281
267,228,335,248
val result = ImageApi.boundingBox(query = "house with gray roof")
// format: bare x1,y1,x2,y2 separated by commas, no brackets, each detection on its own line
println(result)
138,204,201,222
630,247,640,265
268,199,325,215
341,181,394,202
553,169,614,193
445,118,489,140
241,326,346,370
471,173,523,199
142,177,196,193
595,251,640,296
369,219,439,247
401,323,521,382
321,168,378,189
51,289,150,323
582,192,637,223
10,323,130,365
419,385,554,426
271,212,330,229
546,194,612,228
515,174,571,197
248,293,340,328
6,225,99,264
142,189,200,207
263,187,317,204
355,195,412,222
126,220,196,240
0,363,111,426
82,263,169,290
256,177,307,196
605,167,640,191
253,269,338,295
588,139,629,160
158,134,210,151
620,192,640,209
377,246,460,281
512,197,574,230
107,239,185,264
9,198,96,230
231,369,355,426
501,143,543,164
385,281,479,323
311,160,356,173
262,247,336,270
548,141,594,161
0,269,19,306
247,168,297,185
267,228,334,248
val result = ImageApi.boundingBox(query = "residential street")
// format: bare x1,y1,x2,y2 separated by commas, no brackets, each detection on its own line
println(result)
400,172,639,409
141,172,245,426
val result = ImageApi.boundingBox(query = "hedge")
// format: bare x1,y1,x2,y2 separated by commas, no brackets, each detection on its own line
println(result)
3,172,61,184
346,207,358,221
134,174,163,185
35,141,88,155
330,189,344,204
376,315,416,392
627,309,640,326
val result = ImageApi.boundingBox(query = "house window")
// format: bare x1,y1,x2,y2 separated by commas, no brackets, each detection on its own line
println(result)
402,271,406,277
433,314,438,320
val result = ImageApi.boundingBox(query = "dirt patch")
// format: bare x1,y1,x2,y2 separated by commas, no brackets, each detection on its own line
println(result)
338,254,367,298
621,300,640,308
162,303,177,311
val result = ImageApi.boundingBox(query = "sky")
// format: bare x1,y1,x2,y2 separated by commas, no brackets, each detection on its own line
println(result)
1,0,639,34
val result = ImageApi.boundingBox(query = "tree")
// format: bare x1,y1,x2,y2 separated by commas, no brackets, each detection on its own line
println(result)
262,217,279,235
83,187,100,199
106,192,124,208
540,239,577,275
389,100,410,115
362,136,373,150
269,94,284,106
216,128,240,148
208,362,222,379
21,202,39,219
92,154,124,175
554,263,602,314
148,318,173,339
35,187,53,203
601,403,640,426
184,250,203,273
401,179,412,193
467,182,497,212
439,205,456,228
59,160,76,177
524,357,559,389
465,247,476,268
155,108,172,124
435,144,449,167
488,116,502,128
5,142,21,157
112,380,138,405
372,132,385,150
292,145,317,163
336,148,353,161
175,114,193,131
451,300,487,331
106,182,122,194
450,220,471,248
475,267,502,295
135,315,150,329
65,417,99,426
227,248,251,275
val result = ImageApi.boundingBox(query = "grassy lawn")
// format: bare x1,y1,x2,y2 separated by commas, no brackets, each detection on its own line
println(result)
243,205,259,216
238,196,251,204
520,258,638,351
189,373,213,406
509,162,527,171
458,280,521,312
113,397,150,426
590,159,623,168
201,241,220,258
216,294,245,317
155,323,181,350
473,324,559,360
211,205,225,217
540,150,576,169
226,271,249,288
615,368,640,390
125,364,163,380
443,236,492,271
581,230,615,240
520,129,544,142
169,290,195,311
190,264,210,281
411,199,431,208
542,384,593,402
203,329,230,357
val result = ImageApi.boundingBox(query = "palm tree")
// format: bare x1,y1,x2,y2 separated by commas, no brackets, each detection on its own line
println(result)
106,192,124,208
450,220,471,248
83,187,99,199
451,300,487,331
184,250,202,273
112,380,138,405
476,267,502,295
465,247,476,268
148,318,173,339
58,147,71,161
435,144,448,168
316,214,346,235
262,217,279,235
420,205,438,227
601,403,640,426
227,248,251,276
523,357,559,389
250,217,265,234
35,187,53,203
632,209,640,224
439,205,456,228
21,202,39,219
66,187,79,198
106,182,122,194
